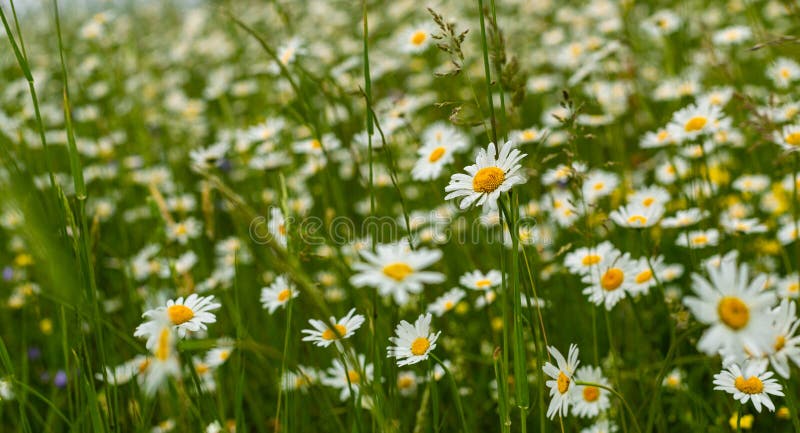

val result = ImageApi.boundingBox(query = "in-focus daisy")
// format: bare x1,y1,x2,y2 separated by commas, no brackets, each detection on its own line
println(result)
260,275,297,314
713,359,783,412
387,313,441,366
444,141,527,211
350,240,444,306
572,366,611,418
543,344,580,419
684,253,776,358
582,253,637,310
302,308,365,348
609,203,664,228
135,294,221,348
427,288,466,317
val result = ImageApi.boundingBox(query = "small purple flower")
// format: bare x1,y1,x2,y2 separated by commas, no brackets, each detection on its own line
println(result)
27,347,41,360
2,266,12,281
54,370,67,388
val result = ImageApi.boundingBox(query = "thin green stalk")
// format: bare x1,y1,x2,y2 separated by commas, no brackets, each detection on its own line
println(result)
429,359,439,433
736,403,742,433
430,354,469,433
476,0,497,144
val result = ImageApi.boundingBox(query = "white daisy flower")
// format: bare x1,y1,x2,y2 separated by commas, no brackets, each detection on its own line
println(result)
661,368,685,390
166,217,201,245
684,253,776,358
712,25,752,45
776,274,800,299
580,420,617,433
543,344,580,419
713,359,783,413
260,275,297,314
667,102,723,143
142,324,181,396
627,186,670,208
268,207,288,248
660,208,708,228
628,256,662,296
399,24,435,53
582,170,619,203
322,354,373,401
732,175,770,194
778,220,800,245
641,9,681,37
189,142,229,170
768,57,800,88
349,240,444,306
460,269,503,290
609,202,665,228
135,294,221,349
205,339,234,368
582,252,637,310
387,313,441,366
675,229,719,248
427,288,466,317
396,371,420,397
282,365,318,393
773,124,800,153
301,308,365,348
572,366,611,418
444,141,527,211
563,241,620,276
411,139,458,181
766,299,800,378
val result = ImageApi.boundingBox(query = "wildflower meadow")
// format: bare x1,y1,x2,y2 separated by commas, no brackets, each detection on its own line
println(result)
2,0,800,432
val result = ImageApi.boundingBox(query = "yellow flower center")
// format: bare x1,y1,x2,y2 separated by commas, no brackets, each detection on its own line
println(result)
321,324,347,341
383,262,413,281
444,301,454,310
277,289,292,302
174,224,188,236
411,30,427,46
311,139,322,149
582,386,600,402
219,350,230,361
196,363,209,375
475,278,492,288
780,68,790,79
717,296,749,330
582,254,602,266
156,328,171,361
522,130,537,141
789,283,799,293
785,132,800,146
428,146,446,162
347,370,360,383
411,337,431,356
627,215,647,225
557,372,570,394
635,269,653,284
167,305,194,325
398,376,415,389
473,167,505,193
734,376,764,394
657,130,669,141
775,335,786,351
691,235,708,245
684,116,707,132
593,182,605,191
601,268,624,291
138,358,151,373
